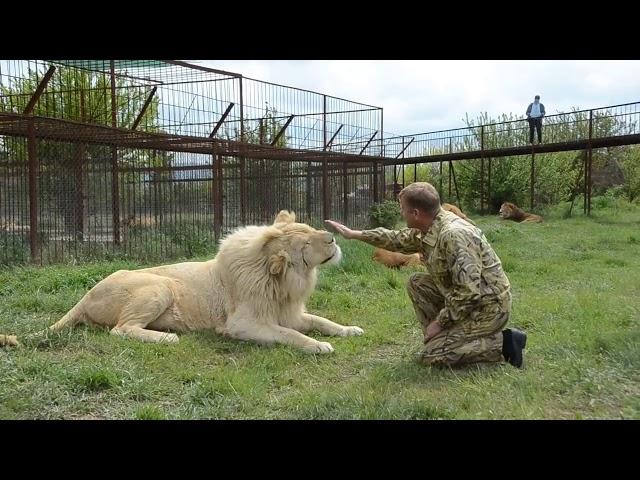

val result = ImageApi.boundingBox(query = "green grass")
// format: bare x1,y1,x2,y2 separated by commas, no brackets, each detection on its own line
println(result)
1,197,639,419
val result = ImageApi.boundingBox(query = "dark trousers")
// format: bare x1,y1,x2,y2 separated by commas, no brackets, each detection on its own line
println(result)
528,117,542,143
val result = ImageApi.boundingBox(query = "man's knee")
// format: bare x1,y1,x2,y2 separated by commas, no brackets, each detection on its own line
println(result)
407,272,422,295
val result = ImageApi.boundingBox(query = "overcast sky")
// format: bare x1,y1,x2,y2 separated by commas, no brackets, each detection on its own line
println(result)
191,60,640,136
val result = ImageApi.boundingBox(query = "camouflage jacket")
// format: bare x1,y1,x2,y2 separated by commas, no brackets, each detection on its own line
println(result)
361,208,511,328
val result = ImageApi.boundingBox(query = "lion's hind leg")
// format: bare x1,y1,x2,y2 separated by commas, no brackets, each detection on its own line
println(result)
110,283,179,344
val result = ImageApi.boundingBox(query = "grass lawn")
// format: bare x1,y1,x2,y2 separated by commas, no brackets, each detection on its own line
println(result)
1,197,638,419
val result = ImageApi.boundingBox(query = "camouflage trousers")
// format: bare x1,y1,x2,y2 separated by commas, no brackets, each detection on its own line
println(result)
407,272,511,367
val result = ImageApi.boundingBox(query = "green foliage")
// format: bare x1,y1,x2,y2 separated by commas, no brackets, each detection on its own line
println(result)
369,200,402,229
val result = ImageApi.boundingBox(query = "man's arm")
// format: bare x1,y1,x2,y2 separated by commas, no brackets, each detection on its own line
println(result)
324,220,423,254
526,103,532,117
540,103,546,116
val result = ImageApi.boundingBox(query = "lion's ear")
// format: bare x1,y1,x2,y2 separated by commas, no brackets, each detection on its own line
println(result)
269,250,291,275
274,210,296,225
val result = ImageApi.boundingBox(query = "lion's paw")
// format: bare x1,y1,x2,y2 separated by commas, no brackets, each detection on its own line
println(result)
305,341,334,354
340,326,364,336
160,333,180,343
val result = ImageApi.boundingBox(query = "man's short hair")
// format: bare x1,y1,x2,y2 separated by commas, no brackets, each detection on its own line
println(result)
535,95,540,99
398,182,441,217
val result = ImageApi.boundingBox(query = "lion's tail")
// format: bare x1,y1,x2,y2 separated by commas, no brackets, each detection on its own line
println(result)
1,302,85,348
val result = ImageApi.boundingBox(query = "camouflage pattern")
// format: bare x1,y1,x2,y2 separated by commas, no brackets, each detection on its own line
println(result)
361,207,512,366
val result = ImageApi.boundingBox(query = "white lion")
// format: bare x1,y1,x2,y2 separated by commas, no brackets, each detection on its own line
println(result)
0,210,363,354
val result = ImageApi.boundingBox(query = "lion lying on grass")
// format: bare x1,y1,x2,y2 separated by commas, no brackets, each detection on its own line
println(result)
499,202,543,223
373,249,423,269
372,202,473,269
0,211,363,354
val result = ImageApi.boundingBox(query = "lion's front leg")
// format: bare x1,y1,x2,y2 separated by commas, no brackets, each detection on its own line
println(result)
301,313,364,337
226,310,335,354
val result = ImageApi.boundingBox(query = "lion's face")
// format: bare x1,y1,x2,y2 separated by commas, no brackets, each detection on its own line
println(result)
267,211,342,275
294,226,342,268
499,202,514,219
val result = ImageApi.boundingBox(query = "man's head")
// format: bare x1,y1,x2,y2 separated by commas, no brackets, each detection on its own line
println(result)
534,95,540,103
398,182,441,230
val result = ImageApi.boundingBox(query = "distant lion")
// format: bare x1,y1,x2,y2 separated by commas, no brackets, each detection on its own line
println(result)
373,249,423,269
499,202,543,223
372,202,473,269
442,202,474,225
1,211,363,354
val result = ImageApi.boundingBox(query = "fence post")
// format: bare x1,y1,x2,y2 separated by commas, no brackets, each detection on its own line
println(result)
381,110,385,200
239,76,246,225
342,160,348,223
530,150,535,211
213,151,223,241
480,126,484,214
448,137,452,199
587,109,593,216
27,118,40,263
487,157,492,213
322,95,329,221
110,60,120,247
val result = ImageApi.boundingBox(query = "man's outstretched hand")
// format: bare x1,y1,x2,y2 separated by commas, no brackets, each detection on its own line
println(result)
324,220,362,240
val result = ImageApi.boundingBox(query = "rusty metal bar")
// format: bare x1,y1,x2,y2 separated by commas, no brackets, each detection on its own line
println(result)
131,86,157,131
450,160,460,204
213,153,223,240
448,138,452,198
239,158,246,226
75,89,86,241
381,111,385,200
27,118,39,262
110,60,120,246
239,78,246,226
306,163,312,222
480,126,485,213
395,137,415,159
23,66,56,115
271,115,294,146
480,158,485,213
359,130,378,155
530,150,535,211
401,136,405,186
587,110,593,216
323,158,329,220
373,162,379,203
487,157,492,212
209,102,235,138
342,160,348,223
322,95,329,220
583,147,588,215
325,125,344,150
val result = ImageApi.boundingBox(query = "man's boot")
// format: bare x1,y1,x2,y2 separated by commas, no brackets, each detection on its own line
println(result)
502,328,527,368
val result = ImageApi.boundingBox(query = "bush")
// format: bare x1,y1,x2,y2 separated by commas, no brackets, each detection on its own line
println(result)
369,200,401,229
